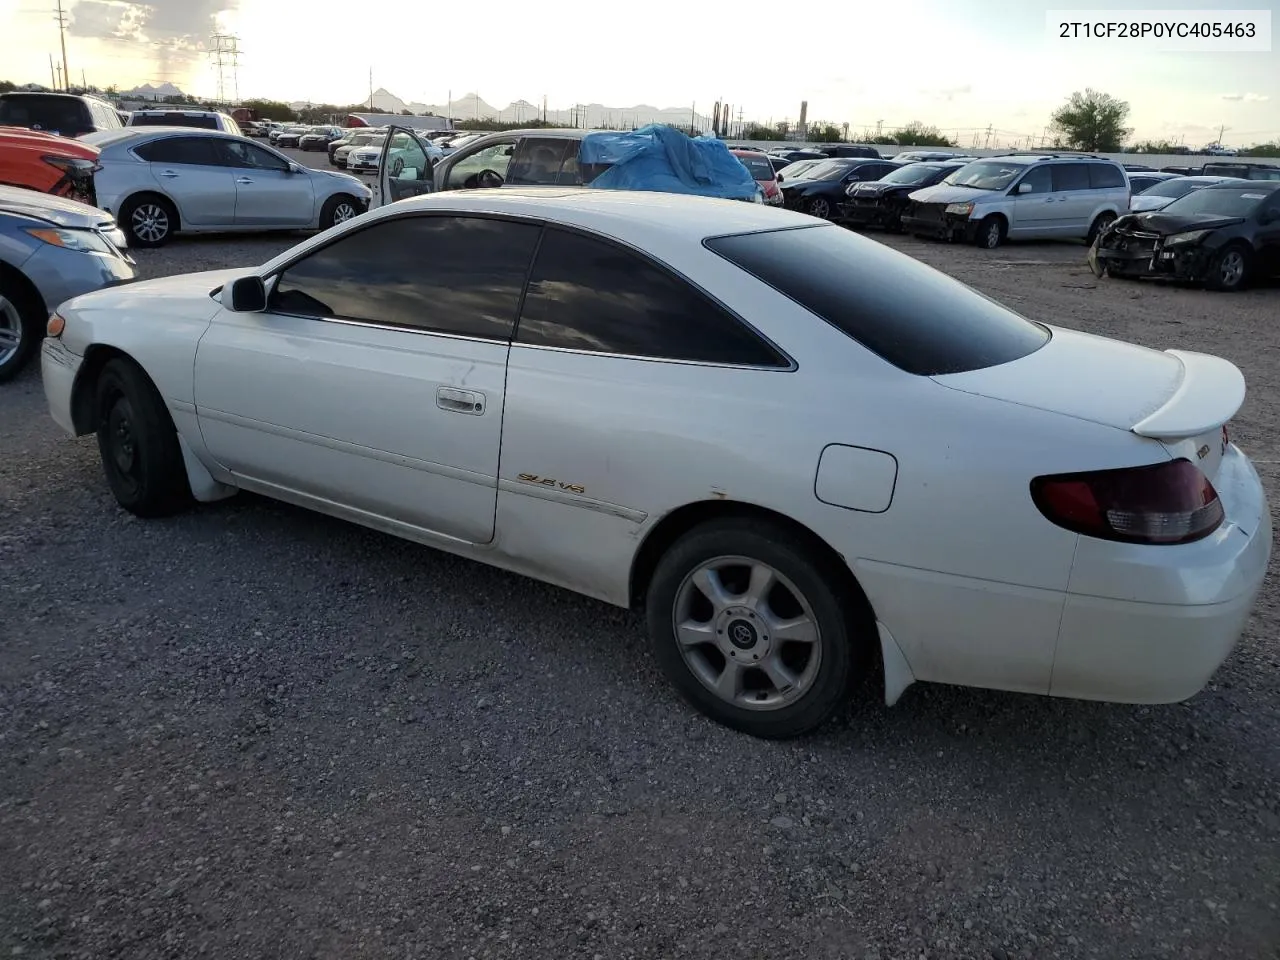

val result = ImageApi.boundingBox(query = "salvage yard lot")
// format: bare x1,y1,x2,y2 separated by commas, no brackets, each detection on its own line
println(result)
2,174,1278,958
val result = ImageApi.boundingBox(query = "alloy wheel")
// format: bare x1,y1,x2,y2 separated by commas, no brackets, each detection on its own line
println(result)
0,296,23,367
131,204,169,244
671,556,823,711
1219,250,1245,288
333,202,357,224
809,198,830,219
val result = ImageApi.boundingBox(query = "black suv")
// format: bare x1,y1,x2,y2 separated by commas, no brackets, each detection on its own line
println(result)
0,92,123,139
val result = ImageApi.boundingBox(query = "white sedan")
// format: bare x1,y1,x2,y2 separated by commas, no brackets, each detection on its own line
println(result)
40,190,1271,738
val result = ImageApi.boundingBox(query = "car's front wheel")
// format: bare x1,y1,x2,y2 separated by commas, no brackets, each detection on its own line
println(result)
807,197,833,220
974,215,1006,249
0,275,41,384
1206,243,1250,292
93,357,192,517
645,519,864,739
320,194,361,230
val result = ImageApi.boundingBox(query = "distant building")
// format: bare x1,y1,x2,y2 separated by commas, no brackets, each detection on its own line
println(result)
345,112,452,132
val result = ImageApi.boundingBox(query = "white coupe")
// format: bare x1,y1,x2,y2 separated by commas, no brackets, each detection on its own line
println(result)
41,189,1272,738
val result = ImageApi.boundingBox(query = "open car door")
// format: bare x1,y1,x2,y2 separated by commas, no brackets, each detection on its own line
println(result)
375,126,435,208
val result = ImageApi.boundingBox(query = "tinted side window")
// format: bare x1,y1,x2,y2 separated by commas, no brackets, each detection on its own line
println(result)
508,138,578,186
517,228,787,367
270,216,540,340
1015,166,1052,193
705,224,1049,376
1051,163,1092,192
1088,163,1126,189
134,136,219,165
216,139,289,171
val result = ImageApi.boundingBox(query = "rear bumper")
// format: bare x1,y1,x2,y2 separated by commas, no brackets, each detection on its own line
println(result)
855,446,1272,705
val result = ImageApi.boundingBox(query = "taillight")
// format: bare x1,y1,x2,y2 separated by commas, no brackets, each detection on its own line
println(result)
1030,459,1224,545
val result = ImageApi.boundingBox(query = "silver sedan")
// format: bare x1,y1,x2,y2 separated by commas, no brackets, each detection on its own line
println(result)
80,128,373,248
0,185,135,382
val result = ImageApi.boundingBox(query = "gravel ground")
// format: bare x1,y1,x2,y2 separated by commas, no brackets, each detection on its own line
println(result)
2,155,1278,959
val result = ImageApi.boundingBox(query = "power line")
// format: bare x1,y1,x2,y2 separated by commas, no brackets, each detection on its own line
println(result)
52,0,69,91
208,33,240,103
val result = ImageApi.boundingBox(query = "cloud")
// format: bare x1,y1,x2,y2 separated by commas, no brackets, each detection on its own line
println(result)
1221,92,1271,102
69,0,238,46
68,0,147,41
924,85,973,102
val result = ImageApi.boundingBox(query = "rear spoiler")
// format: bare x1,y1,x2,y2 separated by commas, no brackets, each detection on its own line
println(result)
1130,349,1245,440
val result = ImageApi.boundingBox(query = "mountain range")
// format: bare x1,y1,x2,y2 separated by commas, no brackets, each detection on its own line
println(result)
323,88,713,130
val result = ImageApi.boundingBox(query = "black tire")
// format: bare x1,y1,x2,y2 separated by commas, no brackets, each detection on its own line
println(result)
807,196,833,220
1205,243,1250,292
974,215,1006,249
1086,211,1116,246
119,194,176,248
320,194,361,231
0,275,43,384
645,519,865,739
93,357,192,517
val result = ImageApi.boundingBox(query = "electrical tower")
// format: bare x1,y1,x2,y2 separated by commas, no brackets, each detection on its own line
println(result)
208,34,240,103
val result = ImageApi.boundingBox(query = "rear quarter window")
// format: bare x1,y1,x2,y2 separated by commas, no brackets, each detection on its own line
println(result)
1088,163,1126,189
704,224,1050,376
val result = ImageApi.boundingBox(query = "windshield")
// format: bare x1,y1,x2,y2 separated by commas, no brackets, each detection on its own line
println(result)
0,94,86,132
1139,178,1211,200
777,159,821,180
307,126,329,135
131,114,218,129
881,163,946,185
735,155,775,180
1159,186,1271,219
806,160,854,181
944,161,1025,191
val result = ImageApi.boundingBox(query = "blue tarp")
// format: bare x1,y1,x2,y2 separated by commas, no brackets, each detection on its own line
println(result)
579,124,759,200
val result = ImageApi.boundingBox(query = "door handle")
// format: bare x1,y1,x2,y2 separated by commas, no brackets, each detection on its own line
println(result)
236,177,254,184
159,170,180,178
435,386,485,415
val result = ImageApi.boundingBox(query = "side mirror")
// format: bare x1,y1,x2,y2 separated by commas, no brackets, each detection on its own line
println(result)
287,162,302,174
227,276,267,312
1017,182,1033,194
776,174,784,182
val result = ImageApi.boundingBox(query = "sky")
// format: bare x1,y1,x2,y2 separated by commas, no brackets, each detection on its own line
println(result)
2,0,1277,146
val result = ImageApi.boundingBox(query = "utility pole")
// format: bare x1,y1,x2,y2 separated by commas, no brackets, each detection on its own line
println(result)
542,94,546,124
81,68,86,91
875,119,883,137
48,53,56,89
984,124,993,148
691,101,696,134
369,68,374,110
55,63,62,91
53,0,69,91
1216,123,1228,146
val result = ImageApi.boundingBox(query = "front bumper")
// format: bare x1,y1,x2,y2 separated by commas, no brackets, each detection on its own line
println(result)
41,337,82,436
21,243,137,316
901,205,976,241
838,199,894,227
1090,230,1216,281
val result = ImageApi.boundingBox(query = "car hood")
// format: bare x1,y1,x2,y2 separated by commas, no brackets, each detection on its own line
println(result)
310,168,368,190
907,183,994,204
0,185,110,228
1118,211,1245,235
847,181,911,197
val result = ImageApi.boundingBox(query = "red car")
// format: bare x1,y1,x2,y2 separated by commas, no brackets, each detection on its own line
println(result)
731,148,782,206
0,126,101,204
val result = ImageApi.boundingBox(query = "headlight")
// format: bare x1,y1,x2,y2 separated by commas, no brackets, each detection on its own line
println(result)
1164,229,1213,246
24,227,114,254
945,202,974,216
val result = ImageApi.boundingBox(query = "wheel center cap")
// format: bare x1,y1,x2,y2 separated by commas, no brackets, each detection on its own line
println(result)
727,618,758,650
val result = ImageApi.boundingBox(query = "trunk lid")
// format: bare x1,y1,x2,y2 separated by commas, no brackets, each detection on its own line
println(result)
932,326,1244,478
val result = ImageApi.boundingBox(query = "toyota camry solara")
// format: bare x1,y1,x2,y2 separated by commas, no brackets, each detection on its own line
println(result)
41,189,1272,739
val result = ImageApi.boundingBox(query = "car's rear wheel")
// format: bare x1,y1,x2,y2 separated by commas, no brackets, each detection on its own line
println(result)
0,276,41,384
974,215,1006,249
645,519,864,739
93,357,192,517
320,194,361,230
1086,211,1116,246
120,195,176,248
1206,243,1250,292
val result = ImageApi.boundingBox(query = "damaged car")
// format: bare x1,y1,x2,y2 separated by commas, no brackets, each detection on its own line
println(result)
1089,181,1280,292
839,158,972,231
